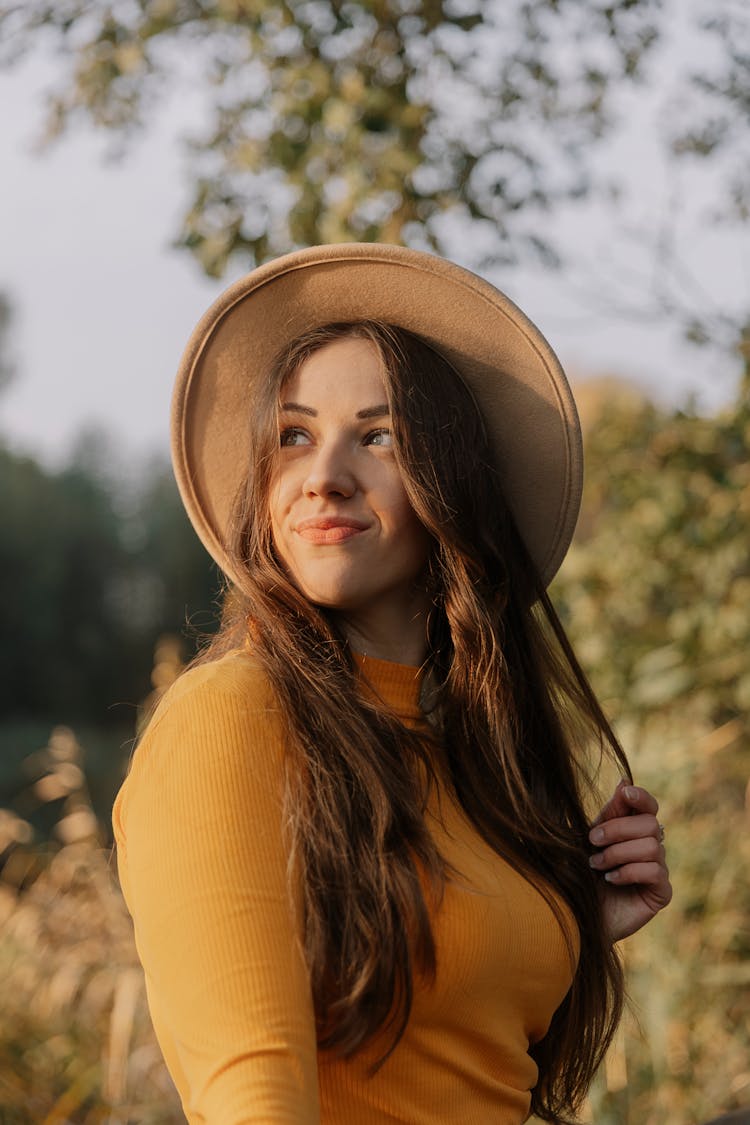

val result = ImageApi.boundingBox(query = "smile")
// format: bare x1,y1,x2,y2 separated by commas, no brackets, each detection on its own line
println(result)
295,516,370,544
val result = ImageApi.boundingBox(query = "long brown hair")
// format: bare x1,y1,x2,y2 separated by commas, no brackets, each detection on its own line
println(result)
200,321,630,1122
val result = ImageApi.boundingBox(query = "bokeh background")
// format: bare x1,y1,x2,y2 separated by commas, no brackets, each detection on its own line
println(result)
0,1,748,1122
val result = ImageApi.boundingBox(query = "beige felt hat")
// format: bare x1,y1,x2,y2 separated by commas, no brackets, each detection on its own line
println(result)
171,243,583,587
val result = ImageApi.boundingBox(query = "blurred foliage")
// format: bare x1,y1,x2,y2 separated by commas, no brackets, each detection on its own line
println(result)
554,361,750,735
584,713,750,1125
0,441,220,835
669,3,750,223
546,340,750,1123
0,0,669,274
0,447,219,730
0,726,184,1123
1,446,130,724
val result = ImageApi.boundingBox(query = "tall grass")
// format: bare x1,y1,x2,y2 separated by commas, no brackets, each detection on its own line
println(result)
1,704,183,1122
582,715,750,1124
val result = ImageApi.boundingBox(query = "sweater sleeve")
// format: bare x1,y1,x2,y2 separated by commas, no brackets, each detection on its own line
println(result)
112,659,320,1125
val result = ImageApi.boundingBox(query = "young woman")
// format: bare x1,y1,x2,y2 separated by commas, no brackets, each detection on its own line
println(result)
113,244,671,1125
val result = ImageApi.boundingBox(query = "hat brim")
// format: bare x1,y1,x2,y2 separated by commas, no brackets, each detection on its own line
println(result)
171,243,582,588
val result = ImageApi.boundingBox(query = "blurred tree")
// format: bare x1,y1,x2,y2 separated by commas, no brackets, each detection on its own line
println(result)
0,0,666,275
113,452,221,652
0,443,218,729
0,294,15,395
551,335,750,1124
0,444,128,723
669,2,750,224
553,323,750,734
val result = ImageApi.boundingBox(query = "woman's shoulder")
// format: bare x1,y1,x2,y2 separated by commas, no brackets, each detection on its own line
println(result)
113,649,293,893
114,648,283,835
148,646,276,728
129,647,281,779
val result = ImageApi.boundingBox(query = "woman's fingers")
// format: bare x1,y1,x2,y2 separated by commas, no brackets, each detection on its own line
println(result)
618,784,659,816
599,861,669,889
589,812,661,847
589,834,665,873
592,782,673,942
591,781,659,827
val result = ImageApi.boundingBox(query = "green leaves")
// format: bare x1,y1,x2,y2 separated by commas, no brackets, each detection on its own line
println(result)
549,359,750,1123
555,386,750,725
0,0,664,271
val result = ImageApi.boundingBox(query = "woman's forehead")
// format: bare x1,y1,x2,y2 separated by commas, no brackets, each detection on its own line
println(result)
280,337,387,408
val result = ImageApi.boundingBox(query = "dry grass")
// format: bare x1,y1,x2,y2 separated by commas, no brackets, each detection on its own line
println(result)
0,727,182,1124
581,714,750,1125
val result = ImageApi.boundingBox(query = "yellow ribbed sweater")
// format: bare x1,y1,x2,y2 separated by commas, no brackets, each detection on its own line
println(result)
113,648,578,1125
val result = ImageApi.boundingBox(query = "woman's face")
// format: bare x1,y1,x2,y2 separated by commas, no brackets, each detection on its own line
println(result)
269,336,432,639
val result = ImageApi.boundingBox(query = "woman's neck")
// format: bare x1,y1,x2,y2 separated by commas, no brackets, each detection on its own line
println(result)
335,596,429,667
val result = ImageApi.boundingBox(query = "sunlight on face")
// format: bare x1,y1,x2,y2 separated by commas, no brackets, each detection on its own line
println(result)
269,336,432,636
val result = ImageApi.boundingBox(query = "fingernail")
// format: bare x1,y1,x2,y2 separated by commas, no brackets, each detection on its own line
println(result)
604,870,619,882
589,853,603,868
624,786,637,801
590,827,605,845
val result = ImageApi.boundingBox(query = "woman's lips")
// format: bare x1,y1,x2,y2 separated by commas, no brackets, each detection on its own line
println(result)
295,516,370,544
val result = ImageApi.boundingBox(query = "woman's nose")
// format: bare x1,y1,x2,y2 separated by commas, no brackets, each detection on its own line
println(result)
302,442,356,499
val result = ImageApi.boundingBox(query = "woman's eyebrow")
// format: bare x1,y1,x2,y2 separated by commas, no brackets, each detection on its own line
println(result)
280,401,316,415
356,404,390,420
279,402,390,419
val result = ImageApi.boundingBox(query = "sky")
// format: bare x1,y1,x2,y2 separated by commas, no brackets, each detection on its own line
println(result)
0,16,747,474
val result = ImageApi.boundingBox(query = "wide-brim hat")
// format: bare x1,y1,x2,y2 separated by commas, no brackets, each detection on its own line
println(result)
171,243,583,587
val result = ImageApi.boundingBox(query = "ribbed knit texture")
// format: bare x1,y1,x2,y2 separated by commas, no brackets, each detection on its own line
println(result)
113,649,578,1124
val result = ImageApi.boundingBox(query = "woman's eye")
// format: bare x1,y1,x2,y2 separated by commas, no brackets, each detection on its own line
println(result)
279,427,310,447
364,428,393,447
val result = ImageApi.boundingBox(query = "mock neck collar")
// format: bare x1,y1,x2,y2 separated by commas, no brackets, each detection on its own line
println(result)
352,650,424,723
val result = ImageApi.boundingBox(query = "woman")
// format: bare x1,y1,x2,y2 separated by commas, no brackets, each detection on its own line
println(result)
114,244,671,1124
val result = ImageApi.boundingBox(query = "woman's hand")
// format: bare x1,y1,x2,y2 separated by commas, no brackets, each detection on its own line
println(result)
588,779,672,944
